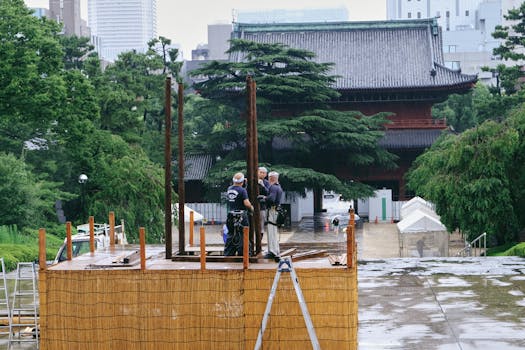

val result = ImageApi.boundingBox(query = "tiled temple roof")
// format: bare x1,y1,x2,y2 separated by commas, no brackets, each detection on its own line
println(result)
175,154,214,181
231,19,477,91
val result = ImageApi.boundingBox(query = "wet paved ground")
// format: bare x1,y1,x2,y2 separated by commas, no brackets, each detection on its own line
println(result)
2,215,525,349
358,257,525,350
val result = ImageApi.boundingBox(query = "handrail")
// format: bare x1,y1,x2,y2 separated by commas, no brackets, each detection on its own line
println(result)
456,232,487,257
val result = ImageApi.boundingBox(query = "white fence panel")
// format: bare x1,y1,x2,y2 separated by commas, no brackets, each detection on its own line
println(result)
186,203,228,224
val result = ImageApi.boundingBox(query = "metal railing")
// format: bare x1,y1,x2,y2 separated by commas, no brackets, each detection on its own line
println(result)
386,118,447,129
456,232,487,257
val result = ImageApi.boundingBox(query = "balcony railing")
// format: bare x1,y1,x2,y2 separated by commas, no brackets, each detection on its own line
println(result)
386,118,447,129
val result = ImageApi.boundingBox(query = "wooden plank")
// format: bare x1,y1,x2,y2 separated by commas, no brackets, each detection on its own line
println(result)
123,250,140,264
328,254,347,266
291,250,328,262
112,254,127,264
328,255,338,265
171,255,261,263
185,244,224,253
279,248,296,257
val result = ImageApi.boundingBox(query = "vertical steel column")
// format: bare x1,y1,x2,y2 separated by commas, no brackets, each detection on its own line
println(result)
177,82,186,255
246,77,255,254
251,79,261,255
164,76,173,259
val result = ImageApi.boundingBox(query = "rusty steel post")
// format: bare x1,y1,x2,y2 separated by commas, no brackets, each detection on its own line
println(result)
109,211,115,249
140,227,146,271
89,216,95,254
251,79,262,255
245,77,254,255
347,208,356,269
243,226,249,270
39,228,46,271
165,76,173,259
200,227,206,271
66,221,72,261
177,82,186,255
189,210,194,246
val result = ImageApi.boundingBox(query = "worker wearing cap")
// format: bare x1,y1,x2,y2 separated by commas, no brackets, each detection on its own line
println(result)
224,172,254,256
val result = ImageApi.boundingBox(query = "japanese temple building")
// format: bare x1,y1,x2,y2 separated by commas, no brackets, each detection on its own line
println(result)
231,19,477,201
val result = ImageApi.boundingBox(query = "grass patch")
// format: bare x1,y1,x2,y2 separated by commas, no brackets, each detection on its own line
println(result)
487,242,518,256
487,242,525,257
501,242,525,257
0,225,65,271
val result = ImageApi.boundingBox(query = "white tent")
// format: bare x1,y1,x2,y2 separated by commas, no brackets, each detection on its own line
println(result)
400,196,437,219
172,204,204,222
397,209,448,257
397,209,446,233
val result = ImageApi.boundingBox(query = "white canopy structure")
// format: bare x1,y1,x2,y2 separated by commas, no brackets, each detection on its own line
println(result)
397,209,448,257
172,204,204,222
397,209,446,233
400,196,437,219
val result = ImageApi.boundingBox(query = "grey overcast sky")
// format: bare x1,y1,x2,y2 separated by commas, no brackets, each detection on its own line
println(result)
25,0,386,59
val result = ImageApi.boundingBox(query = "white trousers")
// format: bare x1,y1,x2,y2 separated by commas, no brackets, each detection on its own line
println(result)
267,207,280,256
259,209,267,235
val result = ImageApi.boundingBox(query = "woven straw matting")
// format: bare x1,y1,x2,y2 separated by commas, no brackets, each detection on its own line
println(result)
39,268,357,349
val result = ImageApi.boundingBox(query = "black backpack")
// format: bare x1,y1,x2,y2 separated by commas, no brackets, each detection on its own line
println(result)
275,206,287,227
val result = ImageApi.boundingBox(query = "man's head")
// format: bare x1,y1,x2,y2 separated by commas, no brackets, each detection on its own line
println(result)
258,166,268,180
268,171,279,184
232,172,245,186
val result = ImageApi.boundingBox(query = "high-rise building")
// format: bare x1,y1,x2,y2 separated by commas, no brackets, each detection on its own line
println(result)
235,7,349,23
207,24,232,60
88,0,157,62
49,0,83,36
386,0,522,84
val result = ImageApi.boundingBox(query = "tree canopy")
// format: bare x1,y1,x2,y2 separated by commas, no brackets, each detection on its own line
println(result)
0,0,178,242
407,117,523,245
191,39,396,199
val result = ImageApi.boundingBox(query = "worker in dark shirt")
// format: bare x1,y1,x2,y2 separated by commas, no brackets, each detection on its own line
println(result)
224,172,254,256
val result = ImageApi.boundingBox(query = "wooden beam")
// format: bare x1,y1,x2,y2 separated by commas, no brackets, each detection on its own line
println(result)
171,256,264,263
279,248,296,257
291,250,328,262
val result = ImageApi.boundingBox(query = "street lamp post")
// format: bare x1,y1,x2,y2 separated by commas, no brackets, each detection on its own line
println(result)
78,174,88,223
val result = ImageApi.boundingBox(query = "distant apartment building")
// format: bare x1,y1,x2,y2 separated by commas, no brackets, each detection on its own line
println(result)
49,0,87,36
234,7,349,23
30,7,49,18
386,0,522,84
207,24,232,60
88,0,157,62
184,7,350,85
197,8,350,61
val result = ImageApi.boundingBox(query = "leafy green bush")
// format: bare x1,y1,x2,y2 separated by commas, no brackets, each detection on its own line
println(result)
0,225,66,271
487,242,525,257
501,242,525,257
0,225,31,244
0,244,39,271
487,242,518,256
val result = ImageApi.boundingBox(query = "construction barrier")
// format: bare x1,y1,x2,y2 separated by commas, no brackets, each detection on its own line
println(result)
39,267,357,349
